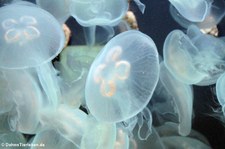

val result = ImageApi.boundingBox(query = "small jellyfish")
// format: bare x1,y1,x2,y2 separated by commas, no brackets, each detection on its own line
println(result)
0,3,65,69
85,30,159,122
169,0,213,22
3,69,43,134
163,25,225,85
69,0,128,27
170,0,225,29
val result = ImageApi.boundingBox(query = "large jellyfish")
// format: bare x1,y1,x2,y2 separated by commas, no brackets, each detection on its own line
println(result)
163,25,225,85
69,0,128,45
85,30,159,122
168,0,213,22
0,3,65,109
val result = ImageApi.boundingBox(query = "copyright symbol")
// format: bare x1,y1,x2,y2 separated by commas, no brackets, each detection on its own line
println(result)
1,143,4,147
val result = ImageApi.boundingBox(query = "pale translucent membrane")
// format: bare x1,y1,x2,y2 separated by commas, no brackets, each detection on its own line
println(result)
161,136,211,149
36,0,71,24
156,122,211,145
187,25,225,86
36,62,61,109
0,3,65,69
0,132,26,148
80,116,116,149
170,0,225,29
168,0,212,22
150,78,179,125
0,71,14,114
40,104,87,148
0,113,12,133
83,25,115,46
129,126,166,149
163,29,207,84
69,0,128,27
85,30,159,122
119,107,153,140
133,0,146,14
31,129,76,149
3,70,43,134
160,62,193,136
216,72,225,116
163,26,225,85
114,128,129,149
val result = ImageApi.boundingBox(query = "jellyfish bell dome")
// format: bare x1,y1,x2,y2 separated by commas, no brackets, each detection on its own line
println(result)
85,30,160,123
69,0,128,27
0,3,65,69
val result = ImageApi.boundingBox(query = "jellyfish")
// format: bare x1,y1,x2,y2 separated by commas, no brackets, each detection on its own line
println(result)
159,62,193,136
36,0,71,24
0,3,65,109
168,0,213,22
216,72,225,117
40,104,87,148
85,30,159,122
80,115,116,149
170,0,225,29
2,70,43,134
163,25,225,85
69,0,128,45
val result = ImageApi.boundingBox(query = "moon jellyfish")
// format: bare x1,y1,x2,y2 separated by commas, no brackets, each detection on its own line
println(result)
164,25,225,85
80,116,116,149
216,72,225,117
168,0,213,22
69,0,128,27
31,129,76,149
3,70,43,134
85,30,159,122
36,0,71,24
40,104,87,148
0,3,65,69
159,62,193,136
170,0,225,29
